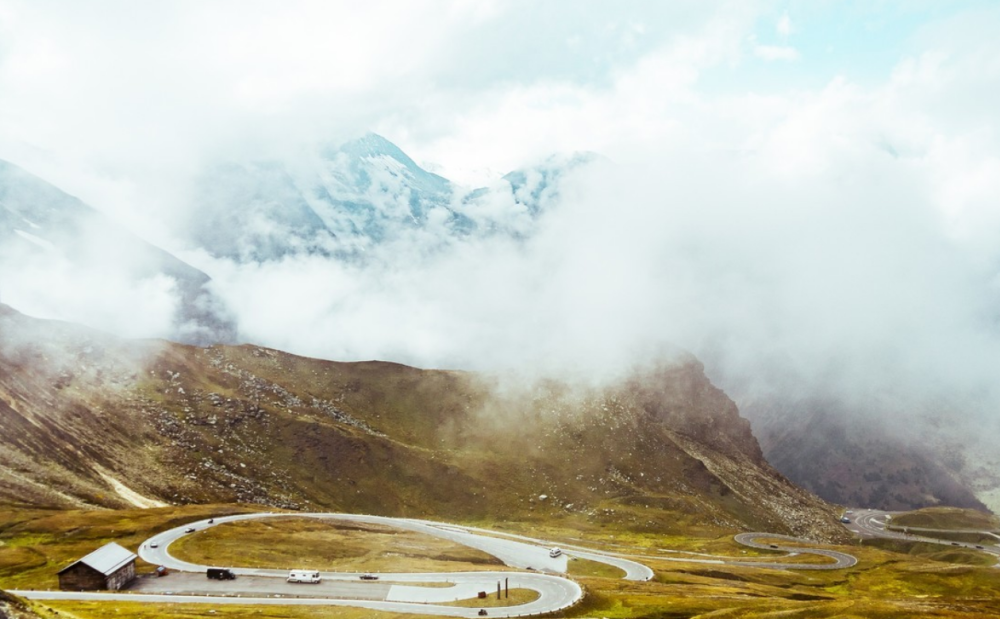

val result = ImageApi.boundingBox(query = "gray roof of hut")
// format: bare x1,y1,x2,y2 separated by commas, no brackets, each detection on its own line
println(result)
58,542,137,576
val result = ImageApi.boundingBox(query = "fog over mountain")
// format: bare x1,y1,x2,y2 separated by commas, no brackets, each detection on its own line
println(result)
2,1,1000,509
0,159,235,343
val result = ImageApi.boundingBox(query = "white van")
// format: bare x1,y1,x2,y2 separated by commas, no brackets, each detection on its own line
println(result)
549,547,563,558
287,570,321,583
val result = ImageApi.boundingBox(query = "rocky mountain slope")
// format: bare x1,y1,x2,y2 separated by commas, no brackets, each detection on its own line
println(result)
0,160,234,345
742,395,992,512
5,137,991,521
0,304,844,540
736,396,1000,510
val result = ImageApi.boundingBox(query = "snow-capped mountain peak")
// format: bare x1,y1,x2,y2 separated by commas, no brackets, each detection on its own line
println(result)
184,134,597,262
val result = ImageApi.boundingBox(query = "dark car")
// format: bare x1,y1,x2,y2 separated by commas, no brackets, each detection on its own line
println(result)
184,527,196,533
769,544,779,549
360,573,379,580
207,568,236,580
976,545,985,549
951,542,960,546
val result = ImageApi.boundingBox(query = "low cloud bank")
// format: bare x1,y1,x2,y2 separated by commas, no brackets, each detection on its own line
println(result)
1,2,999,445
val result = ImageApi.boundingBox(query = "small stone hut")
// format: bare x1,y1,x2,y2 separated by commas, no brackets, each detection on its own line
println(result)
57,542,137,591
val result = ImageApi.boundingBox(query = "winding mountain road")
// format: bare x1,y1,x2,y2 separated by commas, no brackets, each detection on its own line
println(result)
14,512,860,616
731,533,858,569
138,512,589,617
844,508,1000,564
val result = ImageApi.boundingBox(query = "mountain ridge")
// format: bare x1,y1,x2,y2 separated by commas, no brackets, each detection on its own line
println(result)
0,303,845,541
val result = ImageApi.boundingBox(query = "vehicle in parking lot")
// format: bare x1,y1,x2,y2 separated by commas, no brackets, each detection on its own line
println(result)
288,570,322,583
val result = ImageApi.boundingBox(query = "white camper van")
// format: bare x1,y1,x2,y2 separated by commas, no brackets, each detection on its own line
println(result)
287,570,322,583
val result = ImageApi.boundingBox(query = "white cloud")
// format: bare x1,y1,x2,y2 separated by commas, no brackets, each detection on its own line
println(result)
3,2,1000,454
0,246,180,339
776,12,793,37
753,43,800,61
0,0,756,227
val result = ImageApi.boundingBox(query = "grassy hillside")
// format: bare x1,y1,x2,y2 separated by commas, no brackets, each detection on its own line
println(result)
892,506,1000,531
0,304,843,539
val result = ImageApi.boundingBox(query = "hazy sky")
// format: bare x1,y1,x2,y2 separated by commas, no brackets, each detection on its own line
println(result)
2,0,1000,423
2,1,992,196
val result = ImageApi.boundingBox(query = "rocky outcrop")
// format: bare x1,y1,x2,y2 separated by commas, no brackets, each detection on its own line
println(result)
0,590,43,619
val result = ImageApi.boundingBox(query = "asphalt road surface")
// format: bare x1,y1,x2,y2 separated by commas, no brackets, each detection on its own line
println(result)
129,572,392,599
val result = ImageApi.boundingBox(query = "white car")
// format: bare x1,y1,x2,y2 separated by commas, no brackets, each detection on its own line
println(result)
549,547,563,558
